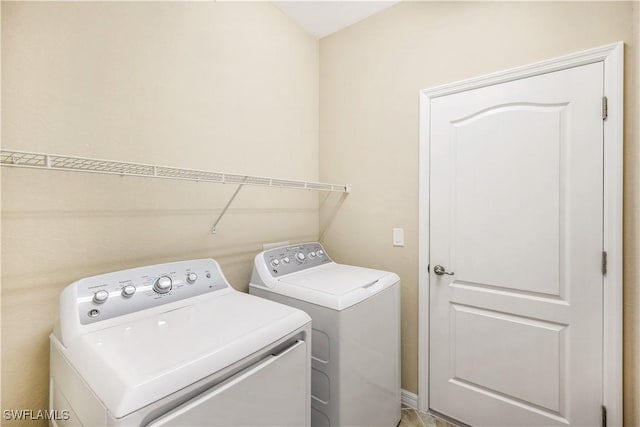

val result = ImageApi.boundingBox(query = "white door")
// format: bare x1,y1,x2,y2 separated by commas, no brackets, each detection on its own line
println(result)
429,63,604,427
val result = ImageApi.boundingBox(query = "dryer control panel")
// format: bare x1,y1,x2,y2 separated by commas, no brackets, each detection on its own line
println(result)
72,259,229,325
263,243,332,277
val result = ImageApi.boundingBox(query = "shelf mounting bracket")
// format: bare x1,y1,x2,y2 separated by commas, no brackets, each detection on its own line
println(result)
211,176,248,234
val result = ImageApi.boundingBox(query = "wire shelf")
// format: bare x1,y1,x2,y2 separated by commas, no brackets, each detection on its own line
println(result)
0,149,351,193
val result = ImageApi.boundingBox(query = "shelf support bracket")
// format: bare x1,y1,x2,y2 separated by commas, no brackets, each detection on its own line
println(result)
211,177,248,234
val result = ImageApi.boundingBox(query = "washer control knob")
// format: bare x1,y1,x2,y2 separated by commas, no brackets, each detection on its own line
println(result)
271,259,280,267
282,257,290,264
153,276,173,294
121,285,136,298
318,250,324,256
309,251,317,258
186,272,198,284
93,290,109,304
296,252,306,261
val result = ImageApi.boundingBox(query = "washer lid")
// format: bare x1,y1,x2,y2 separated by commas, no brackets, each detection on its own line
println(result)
52,292,310,419
276,263,400,310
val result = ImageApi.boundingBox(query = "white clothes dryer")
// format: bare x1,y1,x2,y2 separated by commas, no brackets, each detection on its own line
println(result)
249,243,401,427
50,258,311,427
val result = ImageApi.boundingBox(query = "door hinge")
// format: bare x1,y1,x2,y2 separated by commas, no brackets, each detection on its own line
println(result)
602,96,608,120
602,251,607,275
602,405,607,427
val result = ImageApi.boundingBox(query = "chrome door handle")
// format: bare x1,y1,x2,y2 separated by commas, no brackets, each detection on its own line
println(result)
433,265,454,276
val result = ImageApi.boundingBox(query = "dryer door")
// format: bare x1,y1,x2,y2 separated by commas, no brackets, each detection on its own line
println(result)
146,340,308,427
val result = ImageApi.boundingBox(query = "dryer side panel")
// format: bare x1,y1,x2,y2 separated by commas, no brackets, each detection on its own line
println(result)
339,283,402,427
50,338,108,427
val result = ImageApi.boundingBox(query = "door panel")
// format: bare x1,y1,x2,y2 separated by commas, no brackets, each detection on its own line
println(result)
429,62,603,427
452,104,564,297
450,304,565,413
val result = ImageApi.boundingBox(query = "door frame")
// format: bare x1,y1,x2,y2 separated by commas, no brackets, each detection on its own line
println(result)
418,42,624,425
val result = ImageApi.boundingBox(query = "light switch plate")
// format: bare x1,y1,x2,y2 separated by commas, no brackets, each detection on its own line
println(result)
393,228,404,247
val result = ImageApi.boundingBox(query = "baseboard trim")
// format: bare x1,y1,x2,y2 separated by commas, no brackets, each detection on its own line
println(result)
401,389,419,409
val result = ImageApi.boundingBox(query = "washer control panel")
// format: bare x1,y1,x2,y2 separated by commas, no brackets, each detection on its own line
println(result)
75,259,228,325
263,243,331,277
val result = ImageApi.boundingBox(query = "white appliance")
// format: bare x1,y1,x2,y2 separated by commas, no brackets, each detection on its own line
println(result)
50,258,311,427
250,243,401,427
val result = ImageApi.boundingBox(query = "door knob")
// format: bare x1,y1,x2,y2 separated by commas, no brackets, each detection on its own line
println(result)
433,265,454,276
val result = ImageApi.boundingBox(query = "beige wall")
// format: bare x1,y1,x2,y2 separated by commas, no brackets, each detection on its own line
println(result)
628,2,640,424
319,1,639,424
1,2,319,423
3,1,639,425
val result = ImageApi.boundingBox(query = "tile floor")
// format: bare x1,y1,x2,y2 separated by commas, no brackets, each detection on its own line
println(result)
400,406,458,427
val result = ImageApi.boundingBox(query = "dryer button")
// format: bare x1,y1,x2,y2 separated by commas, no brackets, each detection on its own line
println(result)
93,290,109,304
153,276,173,294
121,285,136,298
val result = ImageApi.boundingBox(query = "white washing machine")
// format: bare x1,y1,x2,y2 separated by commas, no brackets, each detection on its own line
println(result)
249,243,401,427
50,258,311,427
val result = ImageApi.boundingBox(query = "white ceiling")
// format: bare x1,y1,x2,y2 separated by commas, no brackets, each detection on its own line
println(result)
272,1,399,38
